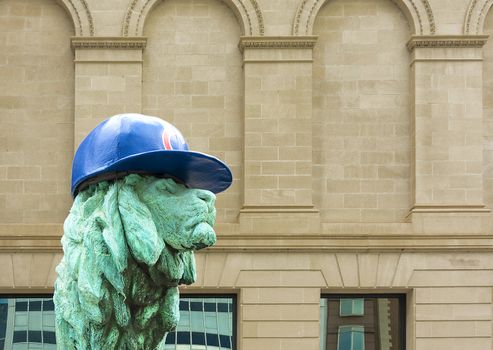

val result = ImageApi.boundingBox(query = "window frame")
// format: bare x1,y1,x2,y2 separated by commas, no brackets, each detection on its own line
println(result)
322,293,406,350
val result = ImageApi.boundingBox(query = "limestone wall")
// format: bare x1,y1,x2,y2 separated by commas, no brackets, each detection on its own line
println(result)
313,0,412,222
484,10,493,210
0,0,74,225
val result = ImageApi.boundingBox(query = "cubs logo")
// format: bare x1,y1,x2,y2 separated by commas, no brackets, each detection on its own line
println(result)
162,129,174,150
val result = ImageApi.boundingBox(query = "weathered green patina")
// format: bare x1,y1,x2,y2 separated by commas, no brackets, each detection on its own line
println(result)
54,174,216,349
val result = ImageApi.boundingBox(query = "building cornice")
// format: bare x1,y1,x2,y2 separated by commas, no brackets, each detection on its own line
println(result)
238,36,318,52
407,35,489,51
71,36,147,50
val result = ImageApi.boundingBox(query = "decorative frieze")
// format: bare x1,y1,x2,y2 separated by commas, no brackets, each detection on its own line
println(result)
71,37,147,50
238,36,317,52
407,35,489,51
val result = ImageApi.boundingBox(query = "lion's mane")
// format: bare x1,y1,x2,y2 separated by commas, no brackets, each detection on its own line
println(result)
54,174,217,349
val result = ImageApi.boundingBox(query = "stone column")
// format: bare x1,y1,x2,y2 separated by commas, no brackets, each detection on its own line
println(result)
408,35,490,233
238,36,320,234
71,37,146,148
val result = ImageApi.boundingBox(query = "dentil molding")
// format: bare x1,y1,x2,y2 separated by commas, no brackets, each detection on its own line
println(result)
238,36,318,52
71,37,147,50
407,35,489,51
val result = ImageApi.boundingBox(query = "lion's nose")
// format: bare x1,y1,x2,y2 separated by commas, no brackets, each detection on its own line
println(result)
196,189,216,206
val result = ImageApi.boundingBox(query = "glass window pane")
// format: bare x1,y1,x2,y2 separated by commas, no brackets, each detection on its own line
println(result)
192,331,205,345
220,334,231,348
13,331,27,343
190,311,204,333
43,300,55,311
352,299,364,315
206,333,219,347
340,299,364,316
190,301,203,312
338,328,352,350
14,302,27,312
218,303,229,313
165,332,175,344
176,331,190,345
204,303,216,312
338,326,365,350
28,301,41,312
28,331,42,343
43,331,56,344
352,326,365,350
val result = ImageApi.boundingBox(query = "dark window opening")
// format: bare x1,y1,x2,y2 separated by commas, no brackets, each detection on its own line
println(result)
322,294,406,350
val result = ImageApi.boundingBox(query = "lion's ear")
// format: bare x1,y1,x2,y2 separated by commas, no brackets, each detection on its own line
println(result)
118,175,165,266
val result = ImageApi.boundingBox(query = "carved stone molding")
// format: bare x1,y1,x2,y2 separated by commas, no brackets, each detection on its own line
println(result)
71,37,147,50
407,35,489,51
420,0,435,34
122,0,264,36
292,0,435,35
465,0,493,34
238,36,318,52
57,0,94,36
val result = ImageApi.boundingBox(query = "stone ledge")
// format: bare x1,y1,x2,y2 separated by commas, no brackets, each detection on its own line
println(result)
2,234,493,252
211,233,493,252
410,205,490,214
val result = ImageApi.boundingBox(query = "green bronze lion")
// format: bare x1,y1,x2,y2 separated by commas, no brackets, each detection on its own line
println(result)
54,174,216,349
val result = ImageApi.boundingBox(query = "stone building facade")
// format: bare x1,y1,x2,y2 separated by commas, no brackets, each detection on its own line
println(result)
1,0,493,348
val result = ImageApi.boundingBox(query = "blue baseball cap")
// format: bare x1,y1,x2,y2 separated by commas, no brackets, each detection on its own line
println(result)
71,113,232,197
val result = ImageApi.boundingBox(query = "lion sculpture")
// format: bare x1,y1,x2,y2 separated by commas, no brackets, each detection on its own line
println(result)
54,174,217,349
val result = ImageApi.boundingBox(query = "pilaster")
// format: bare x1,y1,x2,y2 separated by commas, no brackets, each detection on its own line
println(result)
408,35,491,233
239,36,320,234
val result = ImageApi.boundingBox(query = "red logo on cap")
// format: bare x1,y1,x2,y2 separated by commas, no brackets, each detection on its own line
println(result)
162,130,173,150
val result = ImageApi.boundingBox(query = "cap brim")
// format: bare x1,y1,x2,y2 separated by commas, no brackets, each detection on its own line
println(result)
73,150,232,196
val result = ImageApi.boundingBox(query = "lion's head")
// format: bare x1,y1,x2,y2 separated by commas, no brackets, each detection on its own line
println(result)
54,174,216,349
